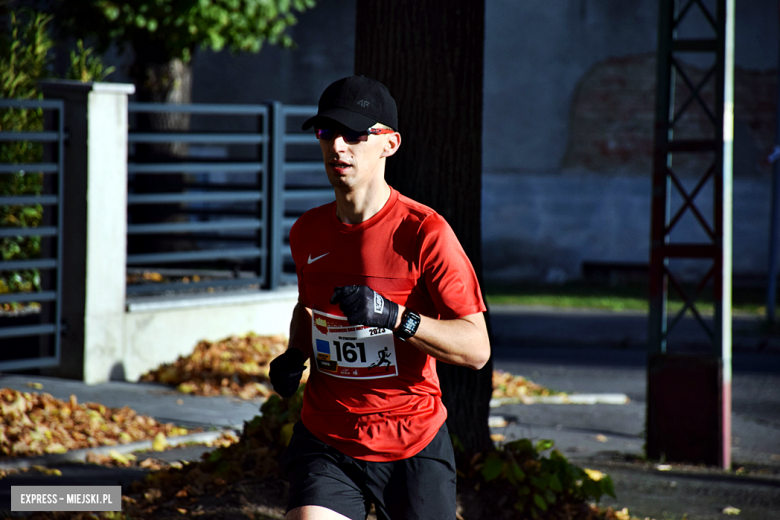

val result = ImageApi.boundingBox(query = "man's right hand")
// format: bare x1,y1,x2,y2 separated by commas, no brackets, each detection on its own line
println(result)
269,348,307,398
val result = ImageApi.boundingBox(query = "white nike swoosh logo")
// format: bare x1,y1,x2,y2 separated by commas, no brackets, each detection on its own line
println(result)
307,252,330,264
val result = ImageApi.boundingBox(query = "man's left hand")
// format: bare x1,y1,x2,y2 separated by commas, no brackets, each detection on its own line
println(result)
330,285,398,330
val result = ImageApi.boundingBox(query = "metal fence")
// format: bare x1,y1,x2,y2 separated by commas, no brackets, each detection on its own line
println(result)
272,103,335,286
125,102,332,296
0,99,65,372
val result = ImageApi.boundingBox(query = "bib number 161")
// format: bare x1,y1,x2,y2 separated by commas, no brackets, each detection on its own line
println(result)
333,341,366,363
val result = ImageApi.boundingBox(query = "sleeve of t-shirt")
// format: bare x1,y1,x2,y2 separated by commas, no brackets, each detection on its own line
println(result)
289,218,312,308
418,214,486,319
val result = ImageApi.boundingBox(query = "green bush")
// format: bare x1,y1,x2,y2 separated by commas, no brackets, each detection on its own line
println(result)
469,438,616,519
0,11,114,305
0,10,53,304
66,39,116,82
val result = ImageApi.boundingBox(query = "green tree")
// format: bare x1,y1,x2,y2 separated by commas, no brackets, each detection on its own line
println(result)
44,0,318,255
354,0,493,456
47,0,317,102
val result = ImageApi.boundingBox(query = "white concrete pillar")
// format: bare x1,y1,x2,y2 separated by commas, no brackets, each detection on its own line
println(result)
40,80,135,384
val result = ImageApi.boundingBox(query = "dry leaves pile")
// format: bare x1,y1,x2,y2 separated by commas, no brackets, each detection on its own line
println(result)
110,393,300,520
139,333,295,400
492,369,560,401
126,271,202,285
20,393,301,520
0,388,192,459
141,334,552,402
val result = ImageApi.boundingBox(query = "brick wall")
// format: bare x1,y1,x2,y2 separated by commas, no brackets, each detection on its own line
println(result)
562,53,777,178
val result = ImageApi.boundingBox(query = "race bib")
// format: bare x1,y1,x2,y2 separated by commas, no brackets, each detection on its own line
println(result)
312,310,398,379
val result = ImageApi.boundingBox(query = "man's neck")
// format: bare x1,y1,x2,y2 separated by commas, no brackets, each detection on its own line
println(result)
335,181,392,224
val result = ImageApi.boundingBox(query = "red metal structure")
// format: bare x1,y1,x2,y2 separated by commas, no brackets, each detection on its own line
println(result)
648,0,734,468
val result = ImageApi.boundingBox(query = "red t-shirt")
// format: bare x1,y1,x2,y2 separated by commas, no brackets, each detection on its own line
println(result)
289,187,485,461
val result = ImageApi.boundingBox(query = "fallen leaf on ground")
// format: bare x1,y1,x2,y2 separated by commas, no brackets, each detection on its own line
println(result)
0,388,197,459
613,508,631,520
109,450,136,466
139,458,166,470
488,416,508,428
584,468,605,481
30,465,61,476
140,333,290,399
152,432,167,452
492,370,559,399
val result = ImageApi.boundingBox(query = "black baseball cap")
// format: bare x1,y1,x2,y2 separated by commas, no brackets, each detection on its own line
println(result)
302,75,398,132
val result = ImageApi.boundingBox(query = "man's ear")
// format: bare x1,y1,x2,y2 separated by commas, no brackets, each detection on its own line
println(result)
380,132,401,158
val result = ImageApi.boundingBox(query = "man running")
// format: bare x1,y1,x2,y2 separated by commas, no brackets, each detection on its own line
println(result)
269,75,490,520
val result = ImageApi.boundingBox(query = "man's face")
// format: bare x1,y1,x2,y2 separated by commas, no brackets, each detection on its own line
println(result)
317,124,400,192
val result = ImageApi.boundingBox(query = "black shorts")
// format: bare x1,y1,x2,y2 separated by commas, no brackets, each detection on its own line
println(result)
280,421,457,520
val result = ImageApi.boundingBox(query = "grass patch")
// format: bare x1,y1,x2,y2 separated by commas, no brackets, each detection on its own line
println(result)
484,281,771,317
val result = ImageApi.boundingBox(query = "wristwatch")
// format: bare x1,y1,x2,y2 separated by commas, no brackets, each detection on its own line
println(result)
394,308,421,341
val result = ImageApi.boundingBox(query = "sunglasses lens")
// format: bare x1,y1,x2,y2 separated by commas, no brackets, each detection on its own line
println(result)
314,128,368,142
343,131,365,142
315,128,334,140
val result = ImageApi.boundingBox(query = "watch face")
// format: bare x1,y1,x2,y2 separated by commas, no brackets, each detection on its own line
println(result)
401,310,420,337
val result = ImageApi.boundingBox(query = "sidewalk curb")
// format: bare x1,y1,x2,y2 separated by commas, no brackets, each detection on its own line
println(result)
490,393,630,407
0,429,237,471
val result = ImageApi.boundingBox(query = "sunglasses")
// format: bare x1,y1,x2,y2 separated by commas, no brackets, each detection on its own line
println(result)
314,127,395,142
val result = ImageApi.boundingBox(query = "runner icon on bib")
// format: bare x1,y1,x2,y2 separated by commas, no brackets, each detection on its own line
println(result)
312,310,398,379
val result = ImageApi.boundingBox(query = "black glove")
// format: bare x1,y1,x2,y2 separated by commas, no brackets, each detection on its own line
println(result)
330,285,398,330
269,348,306,398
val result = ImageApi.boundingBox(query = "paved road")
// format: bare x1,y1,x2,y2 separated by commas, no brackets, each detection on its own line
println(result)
491,346,780,463
0,377,261,431
489,307,780,519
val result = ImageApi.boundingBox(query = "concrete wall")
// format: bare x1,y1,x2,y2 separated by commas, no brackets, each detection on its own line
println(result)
482,172,772,283
123,291,297,382
481,0,777,282
483,0,778,175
